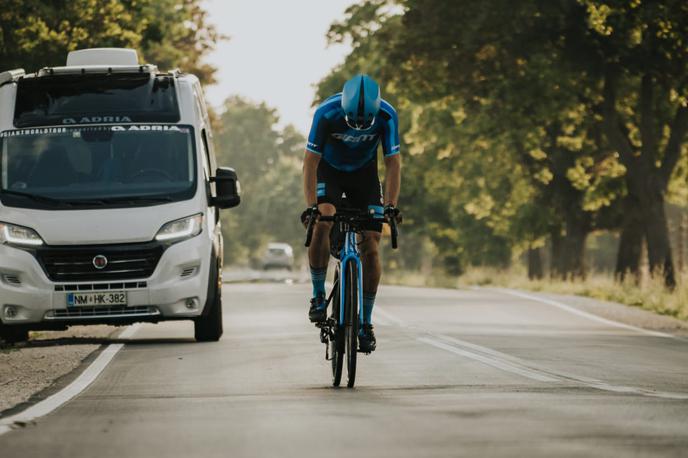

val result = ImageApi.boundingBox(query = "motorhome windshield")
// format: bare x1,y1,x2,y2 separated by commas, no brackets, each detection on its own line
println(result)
14,74,179,128
0,125,197,209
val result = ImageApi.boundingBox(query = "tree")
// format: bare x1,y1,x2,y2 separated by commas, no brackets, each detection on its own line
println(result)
576,0,688,287
139,0,224,84
319,0,622,277
0,0,222,84
321,0,688,285
214,97,306,265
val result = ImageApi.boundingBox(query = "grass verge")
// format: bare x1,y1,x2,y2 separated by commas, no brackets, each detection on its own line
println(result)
383,267,688,321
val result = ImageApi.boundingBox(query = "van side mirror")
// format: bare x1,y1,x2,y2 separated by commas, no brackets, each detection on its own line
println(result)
210,167,241,209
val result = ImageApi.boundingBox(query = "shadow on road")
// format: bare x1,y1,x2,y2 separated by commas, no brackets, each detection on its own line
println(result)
7,336,196,349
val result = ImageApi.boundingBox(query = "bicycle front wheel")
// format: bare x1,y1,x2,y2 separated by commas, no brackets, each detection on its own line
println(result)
330,270,344,387
345,261,359,388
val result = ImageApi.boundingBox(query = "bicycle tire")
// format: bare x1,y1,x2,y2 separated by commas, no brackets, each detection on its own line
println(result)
331,270,344,387
345,261,359,388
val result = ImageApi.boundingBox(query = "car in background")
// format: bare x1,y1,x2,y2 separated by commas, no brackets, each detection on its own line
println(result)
261,243,294,270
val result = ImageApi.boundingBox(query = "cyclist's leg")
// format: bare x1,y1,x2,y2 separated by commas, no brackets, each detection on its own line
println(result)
308,161,340,321
356,231,380,351
359,231,381,323
309,202,335,287
310,161,341,274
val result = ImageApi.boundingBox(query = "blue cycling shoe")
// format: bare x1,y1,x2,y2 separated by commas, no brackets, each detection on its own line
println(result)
308,293,327,323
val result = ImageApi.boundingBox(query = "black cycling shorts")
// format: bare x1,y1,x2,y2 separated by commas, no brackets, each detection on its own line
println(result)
317,159,384,232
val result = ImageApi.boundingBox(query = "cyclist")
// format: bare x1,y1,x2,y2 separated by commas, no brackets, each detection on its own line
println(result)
301,74,401,353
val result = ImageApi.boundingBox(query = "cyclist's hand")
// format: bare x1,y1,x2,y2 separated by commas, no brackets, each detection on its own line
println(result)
384,204,402,224
301,205,320,228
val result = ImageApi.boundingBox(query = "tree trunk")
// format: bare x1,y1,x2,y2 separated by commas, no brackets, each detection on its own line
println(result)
527,246,543,280
560,216,589,279
615,195,644,282
549,230,563,278
549,203,590,280
601,69,685,289
640,191,676,288
551,229,589,280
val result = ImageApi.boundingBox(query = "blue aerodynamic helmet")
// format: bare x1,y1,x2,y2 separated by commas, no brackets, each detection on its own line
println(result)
341,74,381,130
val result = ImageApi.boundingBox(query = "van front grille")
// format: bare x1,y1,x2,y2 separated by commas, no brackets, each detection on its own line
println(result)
54,281,147,292
46,306,159,320
36,242,165,282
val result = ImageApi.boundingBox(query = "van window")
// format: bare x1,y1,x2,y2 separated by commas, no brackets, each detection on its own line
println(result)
0,125,196,209
14,74,180,128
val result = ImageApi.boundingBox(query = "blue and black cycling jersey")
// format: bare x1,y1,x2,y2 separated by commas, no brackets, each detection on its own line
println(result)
306,93,400,172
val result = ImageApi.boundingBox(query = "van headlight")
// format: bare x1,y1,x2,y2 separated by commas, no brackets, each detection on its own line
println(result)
0,222,44,247
155,214,203,242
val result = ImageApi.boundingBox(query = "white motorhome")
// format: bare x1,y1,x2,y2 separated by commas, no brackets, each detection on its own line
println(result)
0,48,240,343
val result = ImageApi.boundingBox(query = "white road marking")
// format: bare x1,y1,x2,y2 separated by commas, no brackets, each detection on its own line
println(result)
0,324,139,436
498,288,681,340
377,305,688,400
418,337,559,382
375,306,405,327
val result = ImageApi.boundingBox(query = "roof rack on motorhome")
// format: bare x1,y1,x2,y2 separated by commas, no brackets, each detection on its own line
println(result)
36,48,159,77
0,69,26,86
36,64,159,77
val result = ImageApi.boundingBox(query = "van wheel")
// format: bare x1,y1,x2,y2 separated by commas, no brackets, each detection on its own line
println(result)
194,262,223,342
0,325,29,344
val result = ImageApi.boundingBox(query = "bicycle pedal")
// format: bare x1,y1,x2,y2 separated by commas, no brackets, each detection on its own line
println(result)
319,328,329,344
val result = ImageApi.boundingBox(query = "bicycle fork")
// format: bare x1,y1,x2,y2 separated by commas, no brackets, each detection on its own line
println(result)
339,232,364,329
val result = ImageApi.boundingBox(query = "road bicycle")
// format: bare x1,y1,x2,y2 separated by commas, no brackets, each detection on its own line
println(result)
304,207,398,387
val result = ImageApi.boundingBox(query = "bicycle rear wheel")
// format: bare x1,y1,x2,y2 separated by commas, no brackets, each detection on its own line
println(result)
345,261,359,388
330,271,344,387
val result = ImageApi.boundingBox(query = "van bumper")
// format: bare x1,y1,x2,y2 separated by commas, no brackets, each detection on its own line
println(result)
0,235,212,326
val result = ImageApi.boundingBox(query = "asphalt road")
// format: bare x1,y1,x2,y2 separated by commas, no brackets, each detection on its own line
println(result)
1,283,688,457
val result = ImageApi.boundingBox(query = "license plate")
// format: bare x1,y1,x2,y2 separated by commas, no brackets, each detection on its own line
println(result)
67,291,127,307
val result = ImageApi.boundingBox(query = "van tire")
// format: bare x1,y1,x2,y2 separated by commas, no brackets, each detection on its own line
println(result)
194,261,223,342
0,325,29,345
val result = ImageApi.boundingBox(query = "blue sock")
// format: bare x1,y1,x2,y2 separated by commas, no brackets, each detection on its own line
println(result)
310,266,327,299
362,291,376,324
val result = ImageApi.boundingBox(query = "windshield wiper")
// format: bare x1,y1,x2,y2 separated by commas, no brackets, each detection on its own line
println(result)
0,189,74,206
64,195,175,205
1,190,174,207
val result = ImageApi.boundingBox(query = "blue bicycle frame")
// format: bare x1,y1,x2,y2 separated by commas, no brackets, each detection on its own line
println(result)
304,208,399,387
337,230,364,328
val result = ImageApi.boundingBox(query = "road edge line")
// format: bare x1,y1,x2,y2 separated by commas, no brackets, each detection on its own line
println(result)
378,305,688,400
0,324,139,436
498,288,682,340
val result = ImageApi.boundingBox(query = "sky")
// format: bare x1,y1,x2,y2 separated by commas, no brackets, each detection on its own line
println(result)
202,0,355,134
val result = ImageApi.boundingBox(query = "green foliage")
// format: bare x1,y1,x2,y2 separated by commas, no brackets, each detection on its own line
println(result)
139,0,225,84
214,97,305,265
318,0,688,280
0,0,222,84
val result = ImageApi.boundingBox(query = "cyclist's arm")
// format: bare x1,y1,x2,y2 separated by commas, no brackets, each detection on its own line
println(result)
383,154,401,206
303,150,321,206
304,105,327,206
381,101,401,206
